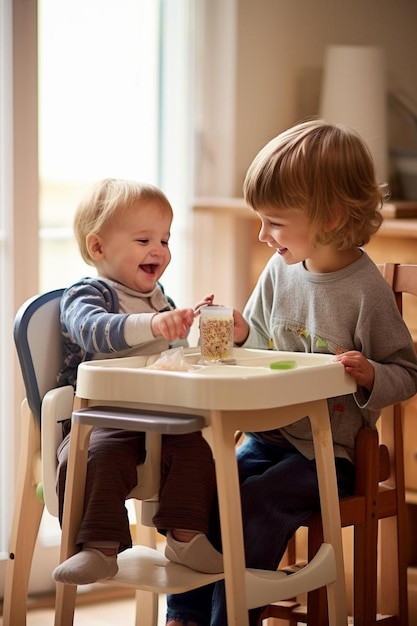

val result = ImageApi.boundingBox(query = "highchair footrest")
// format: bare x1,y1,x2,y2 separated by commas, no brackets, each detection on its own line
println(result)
98,542,337,607
72,406,205,434
99,545,224,593
245,543,337,609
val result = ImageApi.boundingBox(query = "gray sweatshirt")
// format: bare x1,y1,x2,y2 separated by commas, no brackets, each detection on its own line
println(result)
242,251,417,463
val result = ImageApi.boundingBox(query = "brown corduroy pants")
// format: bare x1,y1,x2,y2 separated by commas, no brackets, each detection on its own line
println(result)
57,428,216,552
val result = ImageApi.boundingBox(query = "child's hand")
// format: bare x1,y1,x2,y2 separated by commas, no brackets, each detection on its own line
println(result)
333,351,375,391
193,293,215,316
151,308,195,340
191,294,250,345
233,310,250,346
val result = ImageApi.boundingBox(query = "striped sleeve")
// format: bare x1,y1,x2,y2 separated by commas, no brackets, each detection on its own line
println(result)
61,278,130,353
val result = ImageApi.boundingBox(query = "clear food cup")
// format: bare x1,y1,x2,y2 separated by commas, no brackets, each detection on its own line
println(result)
199,305,234,362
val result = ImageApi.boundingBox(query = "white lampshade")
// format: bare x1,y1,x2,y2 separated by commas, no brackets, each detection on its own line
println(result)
319,45,387,184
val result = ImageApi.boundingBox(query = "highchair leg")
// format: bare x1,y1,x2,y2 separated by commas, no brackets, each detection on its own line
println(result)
54,419,92,626
134,499,159,626
54,583,78,626
3,400,44,626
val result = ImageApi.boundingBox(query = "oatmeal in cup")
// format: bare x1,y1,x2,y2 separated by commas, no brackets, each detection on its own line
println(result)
199,305,234,361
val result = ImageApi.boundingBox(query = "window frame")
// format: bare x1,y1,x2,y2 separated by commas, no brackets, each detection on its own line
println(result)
0,0,40,591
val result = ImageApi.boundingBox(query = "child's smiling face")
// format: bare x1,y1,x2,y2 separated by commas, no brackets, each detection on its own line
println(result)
256,205,362,273
87,200,172,292
256,207,314,265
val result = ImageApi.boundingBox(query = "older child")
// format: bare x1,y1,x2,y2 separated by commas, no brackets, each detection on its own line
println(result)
53,178,223,586
166,120,417,626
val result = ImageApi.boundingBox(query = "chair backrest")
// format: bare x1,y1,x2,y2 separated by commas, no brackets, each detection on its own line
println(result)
378,263,417,497
14,288,65,426
387,262,417,312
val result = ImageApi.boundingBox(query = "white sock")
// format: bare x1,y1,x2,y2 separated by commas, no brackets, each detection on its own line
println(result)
52,548,118,585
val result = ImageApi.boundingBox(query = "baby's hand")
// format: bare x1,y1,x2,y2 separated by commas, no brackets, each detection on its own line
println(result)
151,308,195,340
333,351,375,391
193,293,215,316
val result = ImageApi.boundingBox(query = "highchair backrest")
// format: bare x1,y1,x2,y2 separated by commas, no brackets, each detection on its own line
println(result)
14,288,66,425
13,288,161,519
14,289,72,516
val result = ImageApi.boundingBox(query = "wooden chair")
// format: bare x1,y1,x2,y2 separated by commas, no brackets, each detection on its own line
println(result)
259,262,415,626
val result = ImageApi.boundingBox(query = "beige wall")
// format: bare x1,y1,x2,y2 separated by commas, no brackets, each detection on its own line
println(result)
232,0,417,194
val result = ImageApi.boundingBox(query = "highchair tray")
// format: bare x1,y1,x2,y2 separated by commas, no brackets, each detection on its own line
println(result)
76,347,356,411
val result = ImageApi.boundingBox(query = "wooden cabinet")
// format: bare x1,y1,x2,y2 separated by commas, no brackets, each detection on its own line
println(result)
364,220,417,342
192,197,272,311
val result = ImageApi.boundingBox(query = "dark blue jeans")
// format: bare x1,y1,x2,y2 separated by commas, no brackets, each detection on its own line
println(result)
166,435,355,626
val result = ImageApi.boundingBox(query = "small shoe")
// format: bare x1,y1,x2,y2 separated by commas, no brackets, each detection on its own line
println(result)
52,548,118,585
165,531,223,574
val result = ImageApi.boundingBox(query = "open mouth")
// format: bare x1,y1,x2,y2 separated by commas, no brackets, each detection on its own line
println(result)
140,264,158,274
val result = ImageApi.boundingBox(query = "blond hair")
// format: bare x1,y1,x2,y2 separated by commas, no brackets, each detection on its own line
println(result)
243,120,387,249
74,178,173,265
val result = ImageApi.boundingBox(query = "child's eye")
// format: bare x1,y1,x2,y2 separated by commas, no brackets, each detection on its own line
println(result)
136,239,149,245
161,240,169,246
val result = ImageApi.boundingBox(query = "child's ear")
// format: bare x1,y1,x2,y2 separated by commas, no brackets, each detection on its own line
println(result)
86,233,103,259
324,209,342,233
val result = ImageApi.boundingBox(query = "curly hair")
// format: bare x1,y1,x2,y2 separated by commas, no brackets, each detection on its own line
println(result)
243,119,387,249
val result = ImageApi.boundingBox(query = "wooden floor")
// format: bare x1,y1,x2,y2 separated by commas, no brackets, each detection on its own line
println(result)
0,593,292,625
4,598,139,626
0,591,167,626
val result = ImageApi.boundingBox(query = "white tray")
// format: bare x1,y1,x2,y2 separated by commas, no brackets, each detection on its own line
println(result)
76,348,356,411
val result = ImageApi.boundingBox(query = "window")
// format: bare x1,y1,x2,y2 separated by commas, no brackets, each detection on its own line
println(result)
38,0,197,308
38,0,161,292
0,0,199,596
0,0,14,567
